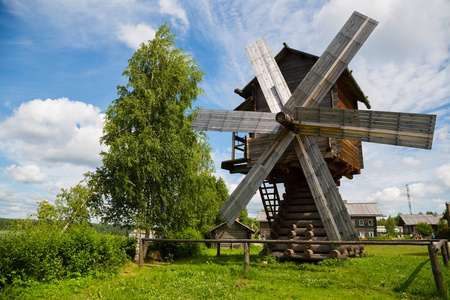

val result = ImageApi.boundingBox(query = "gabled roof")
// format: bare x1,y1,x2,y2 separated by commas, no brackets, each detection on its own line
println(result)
344,202,385,217
256,211,270,222
234,45,371,111
399,214,443,226
210,221,255,234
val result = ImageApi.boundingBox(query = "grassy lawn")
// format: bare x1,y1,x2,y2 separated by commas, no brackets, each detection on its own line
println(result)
2,244,449,299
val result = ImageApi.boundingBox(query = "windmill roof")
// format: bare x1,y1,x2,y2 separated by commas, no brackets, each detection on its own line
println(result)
345,202,385,217
235,45,371,111
399,214,443,226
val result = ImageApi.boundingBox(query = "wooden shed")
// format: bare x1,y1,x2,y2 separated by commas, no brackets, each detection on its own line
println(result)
210,221,255,248
399,214,443,235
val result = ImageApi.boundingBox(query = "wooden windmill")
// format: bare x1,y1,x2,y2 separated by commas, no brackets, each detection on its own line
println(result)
193,12,436,260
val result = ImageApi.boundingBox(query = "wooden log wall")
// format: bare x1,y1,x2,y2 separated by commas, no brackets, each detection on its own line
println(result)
266,172,364,262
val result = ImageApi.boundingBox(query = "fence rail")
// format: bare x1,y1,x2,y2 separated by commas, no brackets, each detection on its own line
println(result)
139,238,449,294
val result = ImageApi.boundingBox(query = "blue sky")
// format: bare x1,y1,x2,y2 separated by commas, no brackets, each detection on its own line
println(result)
0,0,449,220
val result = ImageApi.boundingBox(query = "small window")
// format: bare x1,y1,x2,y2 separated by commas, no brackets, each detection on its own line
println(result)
359,219,364,226
368,231,374,237
359,231,365,238
367,219,373,226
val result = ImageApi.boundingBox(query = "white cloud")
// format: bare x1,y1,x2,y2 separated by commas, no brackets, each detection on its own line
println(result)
6,164,48,184
117,22,156,50
436,163,450,188
402,157,421,167
0,98,105,167
159,0,189,30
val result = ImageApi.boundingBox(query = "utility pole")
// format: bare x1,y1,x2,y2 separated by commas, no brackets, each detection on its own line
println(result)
406,184,412,215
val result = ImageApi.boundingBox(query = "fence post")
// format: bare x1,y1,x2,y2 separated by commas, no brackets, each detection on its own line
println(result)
428,243,446,295
139,238,144,269
441,241,449,268
244,242,250,274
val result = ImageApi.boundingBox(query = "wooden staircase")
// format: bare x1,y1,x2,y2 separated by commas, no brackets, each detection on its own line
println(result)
258,180,280,226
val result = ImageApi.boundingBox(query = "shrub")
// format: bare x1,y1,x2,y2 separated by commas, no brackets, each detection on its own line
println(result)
0,222,129,290
436,227,450,240
157,228,204,260
415,222,433,237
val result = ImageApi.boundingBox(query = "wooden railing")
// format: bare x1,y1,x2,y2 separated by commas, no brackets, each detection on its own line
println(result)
139,238,449,295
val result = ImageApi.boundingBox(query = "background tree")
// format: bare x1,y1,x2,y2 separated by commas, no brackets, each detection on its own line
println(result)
385,215,397,236
34,178,98,233
96,23,225,238
415,222,433,237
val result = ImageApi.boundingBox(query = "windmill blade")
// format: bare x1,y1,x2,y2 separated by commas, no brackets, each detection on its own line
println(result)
283,11,378,113
293,108,436,149
219,128,296,226
245,37,292,113
192,109,280,134
292,135,359,241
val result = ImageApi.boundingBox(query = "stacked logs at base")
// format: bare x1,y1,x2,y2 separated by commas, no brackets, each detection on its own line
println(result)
266,177,366,262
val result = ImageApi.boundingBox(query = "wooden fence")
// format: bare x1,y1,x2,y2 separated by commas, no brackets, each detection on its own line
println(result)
139,238,449,295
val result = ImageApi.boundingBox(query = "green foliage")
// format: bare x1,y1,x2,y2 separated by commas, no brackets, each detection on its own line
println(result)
385,215,397,235
415,222,433,237
33,178,99,232
0,222,129,290
157,228,204,260
437,218,448,231
238,208,255,229
436,227,450,240
95,23,226,237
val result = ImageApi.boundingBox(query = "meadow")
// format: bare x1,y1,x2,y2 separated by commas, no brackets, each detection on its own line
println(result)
1,244,449,299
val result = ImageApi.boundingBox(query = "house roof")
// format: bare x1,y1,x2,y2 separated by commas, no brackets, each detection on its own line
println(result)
399,214,443,226
345,202,385,217
256,211,271,222
210,221,255,234
234,45,371,111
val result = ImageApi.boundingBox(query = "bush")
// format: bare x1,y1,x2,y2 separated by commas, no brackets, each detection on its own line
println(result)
156,228,204,260
0,222,129,290
436,227,450,240
415,222,433,237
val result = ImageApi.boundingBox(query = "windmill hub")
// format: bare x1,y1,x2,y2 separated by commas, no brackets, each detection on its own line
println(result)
275,112,296,132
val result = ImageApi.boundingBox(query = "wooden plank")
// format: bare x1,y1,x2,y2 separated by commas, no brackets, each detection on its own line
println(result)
219,128,296,226
283,12,378,113
245,37,291,112
293,135,359,241
295,108,436,149
192,109,280,134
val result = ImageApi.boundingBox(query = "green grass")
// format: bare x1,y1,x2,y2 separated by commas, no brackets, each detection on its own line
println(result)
2,245,450,299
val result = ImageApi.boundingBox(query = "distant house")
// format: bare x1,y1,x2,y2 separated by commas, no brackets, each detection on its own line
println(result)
345,202,385,238
210,221,255,248
256,211,271,238
398,214,443,234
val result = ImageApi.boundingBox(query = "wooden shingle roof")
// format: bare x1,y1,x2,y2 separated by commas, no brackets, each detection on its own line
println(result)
345,202,385,217
210,221,255,234
399,214,443,226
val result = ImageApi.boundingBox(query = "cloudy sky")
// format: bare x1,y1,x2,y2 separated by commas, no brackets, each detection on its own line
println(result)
0,0,449,220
